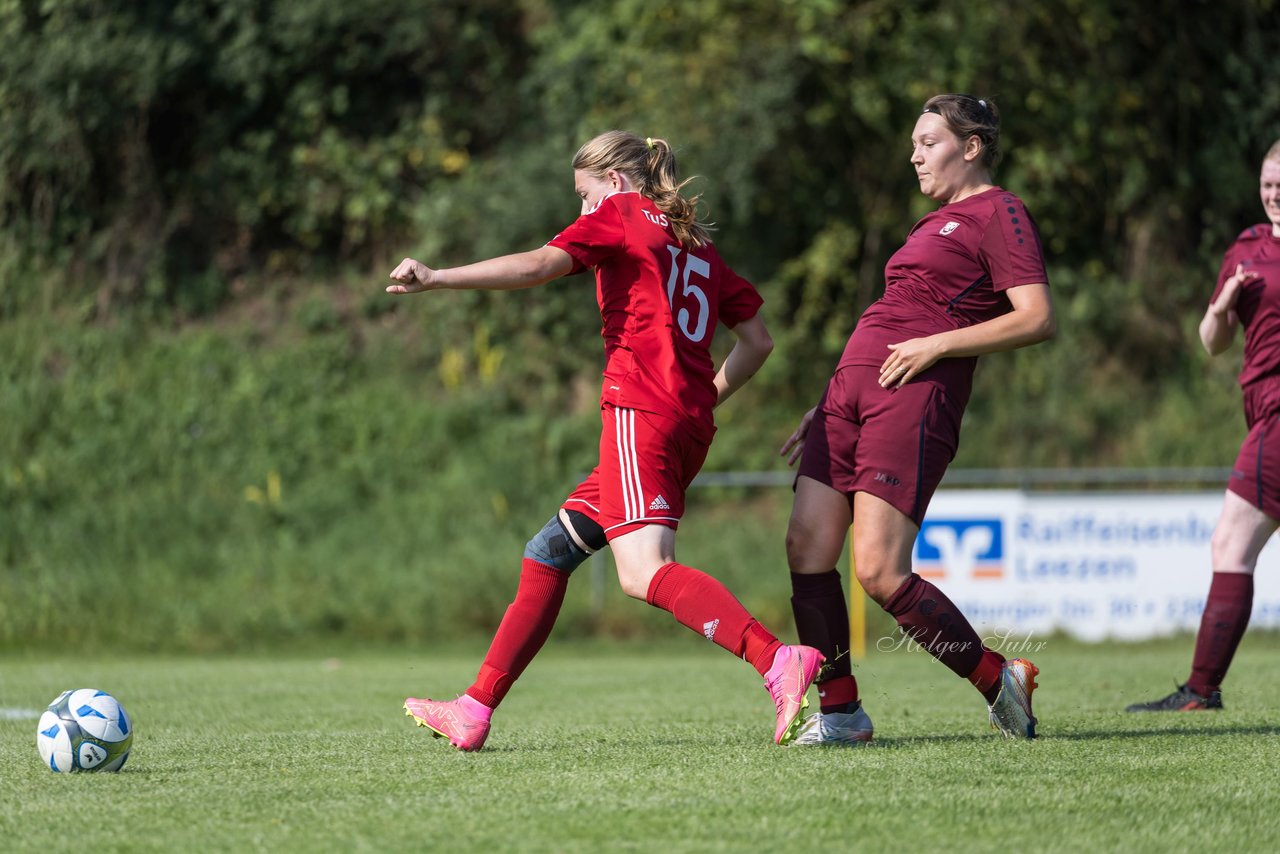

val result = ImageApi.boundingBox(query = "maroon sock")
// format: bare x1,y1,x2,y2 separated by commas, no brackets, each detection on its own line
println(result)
969,650,1006,704
1188,572,1254,696
791,569,859,712
647,562,782,675
466,559,570,708
883,573,1000,698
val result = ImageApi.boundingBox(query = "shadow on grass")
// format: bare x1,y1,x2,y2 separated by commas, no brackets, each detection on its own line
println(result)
1047,723,1280,741
867,734,1004,747
391,726,1280,757
869,722,1280,747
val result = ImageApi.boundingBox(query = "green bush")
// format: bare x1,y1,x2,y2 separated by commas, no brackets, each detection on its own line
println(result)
0,0,531,312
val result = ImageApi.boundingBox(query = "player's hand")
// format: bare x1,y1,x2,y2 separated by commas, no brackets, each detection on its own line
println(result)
779,407,817,466
880,337,943,388
387,258,439,294
1211,263,1258,316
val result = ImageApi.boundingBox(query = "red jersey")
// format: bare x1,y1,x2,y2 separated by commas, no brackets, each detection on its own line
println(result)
839,187,1049,389
547,192,763,440
1211,224,1280,387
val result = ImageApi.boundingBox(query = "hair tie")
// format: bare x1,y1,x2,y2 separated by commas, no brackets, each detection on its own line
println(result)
645,137,656,150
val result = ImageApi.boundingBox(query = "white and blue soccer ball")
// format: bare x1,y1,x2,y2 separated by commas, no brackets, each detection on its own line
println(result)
36,689,133,773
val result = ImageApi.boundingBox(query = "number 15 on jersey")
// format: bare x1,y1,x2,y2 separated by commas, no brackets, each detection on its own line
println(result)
664,244,710,343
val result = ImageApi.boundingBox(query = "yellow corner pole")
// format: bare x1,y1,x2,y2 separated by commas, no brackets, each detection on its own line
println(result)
848,525,866,660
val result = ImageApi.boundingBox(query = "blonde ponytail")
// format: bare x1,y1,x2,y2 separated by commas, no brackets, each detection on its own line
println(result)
572,130,714,247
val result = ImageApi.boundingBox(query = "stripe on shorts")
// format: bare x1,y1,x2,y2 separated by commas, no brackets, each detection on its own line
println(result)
615,407,645,522
563,497,600,515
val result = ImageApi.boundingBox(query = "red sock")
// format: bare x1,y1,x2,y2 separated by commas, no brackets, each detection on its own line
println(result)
1188,572,1254,696
647,562,782,675
790,569,859,712
884,573,1003,700
465,559,569,709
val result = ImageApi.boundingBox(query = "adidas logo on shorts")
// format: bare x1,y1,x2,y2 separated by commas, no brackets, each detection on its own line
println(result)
703,619,720,641
648,494,671,511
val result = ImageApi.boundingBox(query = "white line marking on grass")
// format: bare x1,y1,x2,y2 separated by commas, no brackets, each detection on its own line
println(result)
1,708,41,720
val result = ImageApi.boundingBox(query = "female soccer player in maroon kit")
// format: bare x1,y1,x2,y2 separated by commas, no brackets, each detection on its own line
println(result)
1128,139,1280,713
780,94,1056,743
388,131,824,750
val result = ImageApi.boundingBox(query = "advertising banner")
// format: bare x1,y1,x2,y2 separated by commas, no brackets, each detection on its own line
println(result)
912,490,1280,641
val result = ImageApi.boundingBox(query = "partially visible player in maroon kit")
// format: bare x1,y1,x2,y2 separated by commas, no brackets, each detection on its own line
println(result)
388,130,825,750
1128,139,1280,713
779,94,1056,744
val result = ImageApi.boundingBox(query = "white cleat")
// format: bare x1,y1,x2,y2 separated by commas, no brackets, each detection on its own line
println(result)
987,658,1039,739
792,704,874,746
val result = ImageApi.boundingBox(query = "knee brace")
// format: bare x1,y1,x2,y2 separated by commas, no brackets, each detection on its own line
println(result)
523,509,606,574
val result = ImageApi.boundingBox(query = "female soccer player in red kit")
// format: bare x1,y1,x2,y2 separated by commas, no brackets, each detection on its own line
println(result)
780,94,1055,743
388,130,824,750
1128,140,1280,713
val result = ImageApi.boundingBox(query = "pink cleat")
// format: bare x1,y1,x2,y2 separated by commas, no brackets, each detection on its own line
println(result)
404,695,492,752
764,645,826,745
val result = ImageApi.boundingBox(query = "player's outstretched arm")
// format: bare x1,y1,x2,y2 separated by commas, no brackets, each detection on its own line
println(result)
714,314,773,408
387,246,575,294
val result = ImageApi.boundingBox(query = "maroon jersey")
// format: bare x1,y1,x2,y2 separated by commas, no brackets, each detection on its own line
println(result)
1211,224,1280,387
839,187,1049,388
548,192,763,440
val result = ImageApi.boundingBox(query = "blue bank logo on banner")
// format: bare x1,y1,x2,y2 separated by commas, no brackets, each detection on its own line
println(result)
914,518,1005,580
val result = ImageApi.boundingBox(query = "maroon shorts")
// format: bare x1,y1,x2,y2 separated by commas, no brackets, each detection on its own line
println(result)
563,404,711,541
796,365,967,525
1228,375,1280,519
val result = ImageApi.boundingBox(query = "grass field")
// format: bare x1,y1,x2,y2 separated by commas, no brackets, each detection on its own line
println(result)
4,635,1280,852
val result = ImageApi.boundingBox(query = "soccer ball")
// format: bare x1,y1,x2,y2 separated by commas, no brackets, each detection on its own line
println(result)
36,689,134,773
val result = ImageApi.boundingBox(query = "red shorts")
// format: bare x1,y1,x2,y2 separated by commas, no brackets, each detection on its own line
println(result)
1228,375,1280,519
796,365,966,525
563,404,711,540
